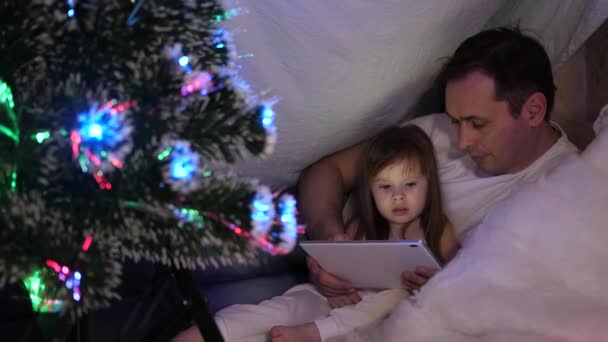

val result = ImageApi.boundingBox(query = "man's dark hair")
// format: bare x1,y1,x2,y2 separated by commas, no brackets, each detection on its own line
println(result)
436,27,556,120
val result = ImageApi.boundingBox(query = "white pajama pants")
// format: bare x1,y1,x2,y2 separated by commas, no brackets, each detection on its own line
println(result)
215,283,407,342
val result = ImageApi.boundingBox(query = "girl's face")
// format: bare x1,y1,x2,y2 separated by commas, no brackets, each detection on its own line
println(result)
370,159,428,231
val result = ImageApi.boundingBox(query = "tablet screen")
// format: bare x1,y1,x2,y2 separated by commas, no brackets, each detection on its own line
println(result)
300,240,441,289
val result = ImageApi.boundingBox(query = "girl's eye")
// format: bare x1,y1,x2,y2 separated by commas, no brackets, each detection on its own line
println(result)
379,185,391,190
406,182,417,187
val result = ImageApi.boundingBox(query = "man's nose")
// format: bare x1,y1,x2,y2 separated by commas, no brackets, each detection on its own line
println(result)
457,125,475,151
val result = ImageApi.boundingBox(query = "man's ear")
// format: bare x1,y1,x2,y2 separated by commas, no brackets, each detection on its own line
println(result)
521,92,547,126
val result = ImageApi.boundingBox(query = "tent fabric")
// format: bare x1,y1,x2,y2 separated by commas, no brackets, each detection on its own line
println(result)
222,0,608,186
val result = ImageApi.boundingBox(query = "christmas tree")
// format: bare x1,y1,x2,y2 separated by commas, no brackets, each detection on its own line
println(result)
0,0,300,318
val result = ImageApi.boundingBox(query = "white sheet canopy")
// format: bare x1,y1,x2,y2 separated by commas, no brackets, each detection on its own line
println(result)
223,0,608,186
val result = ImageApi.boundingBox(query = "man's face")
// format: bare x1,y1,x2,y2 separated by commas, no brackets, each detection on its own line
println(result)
445,71,531,175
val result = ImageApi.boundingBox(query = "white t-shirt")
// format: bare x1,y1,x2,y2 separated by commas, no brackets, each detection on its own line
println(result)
406,113,579,238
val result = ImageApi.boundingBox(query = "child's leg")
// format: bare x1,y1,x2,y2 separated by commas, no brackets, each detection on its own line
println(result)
271,289,407,342
320,289,408,341
317,288,407,340
215,284,331,341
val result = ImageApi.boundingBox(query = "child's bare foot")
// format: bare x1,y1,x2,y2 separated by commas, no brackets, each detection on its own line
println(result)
269,322,321,342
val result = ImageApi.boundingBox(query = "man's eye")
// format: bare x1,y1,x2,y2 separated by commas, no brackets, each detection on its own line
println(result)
450,118,459,125
472,121,486,129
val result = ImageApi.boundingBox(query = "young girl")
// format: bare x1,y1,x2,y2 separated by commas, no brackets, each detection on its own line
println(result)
174,125,460,342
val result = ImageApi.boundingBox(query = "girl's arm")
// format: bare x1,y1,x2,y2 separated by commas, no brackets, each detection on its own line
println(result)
402,220,460,291
439,220,460,263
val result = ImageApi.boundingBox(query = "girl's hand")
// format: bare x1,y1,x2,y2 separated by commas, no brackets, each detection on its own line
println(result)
401,266,438,292
326,293,361,309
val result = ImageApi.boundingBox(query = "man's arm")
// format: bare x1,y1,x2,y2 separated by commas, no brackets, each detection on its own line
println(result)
297,142,365,240
297,142,365,301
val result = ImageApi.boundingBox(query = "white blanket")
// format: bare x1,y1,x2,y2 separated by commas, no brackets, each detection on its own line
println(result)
331,105,608,341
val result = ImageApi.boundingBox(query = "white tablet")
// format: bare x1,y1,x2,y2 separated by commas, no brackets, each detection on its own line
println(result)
299,240,441,289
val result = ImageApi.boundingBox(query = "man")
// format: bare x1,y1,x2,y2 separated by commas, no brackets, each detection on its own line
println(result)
172,27,580,342
298,27,578,306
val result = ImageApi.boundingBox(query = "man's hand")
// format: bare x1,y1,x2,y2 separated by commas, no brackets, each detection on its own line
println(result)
307,255,360,298
307,231,361,303
308,256,361,306
401,266,438,292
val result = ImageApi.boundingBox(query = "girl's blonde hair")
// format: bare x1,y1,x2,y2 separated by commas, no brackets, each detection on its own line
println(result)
353,125,447,262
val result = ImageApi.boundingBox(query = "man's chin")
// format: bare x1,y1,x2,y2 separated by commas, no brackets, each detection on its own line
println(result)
473,159,502,175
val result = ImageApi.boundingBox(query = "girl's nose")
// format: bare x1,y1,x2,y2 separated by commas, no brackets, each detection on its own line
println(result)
392,187,406,200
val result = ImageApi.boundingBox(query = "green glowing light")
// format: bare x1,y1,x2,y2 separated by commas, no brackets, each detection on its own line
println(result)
10,170,16,191
0,80,19,143
157,147,172,161
23,269,63,313
33,131,51,144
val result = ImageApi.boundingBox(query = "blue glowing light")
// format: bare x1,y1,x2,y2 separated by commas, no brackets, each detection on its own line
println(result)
72,101,132,179
67,0,75,17
74,271,81,280
76,105,124,148
88,124,103,140
213,29,228,50
169,142,199,181
277,194,298,251
250,186,275,237
261,106,275,128
172,162,191,179
73,293,81,301
178,56,189,67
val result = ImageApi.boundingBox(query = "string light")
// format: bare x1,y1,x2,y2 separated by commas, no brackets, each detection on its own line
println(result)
157,146,172,161
23,270,63,313
178,56,189,67
67,0,75,17
261,105,275,128
0,80,19,143
181,72,213,96
214,8,247,22
213,29,228,49
250,186,275,241
71,100,135,189
277,194,298,252
161,140,202,194
172,206,205,229
44,235,93,302
259,102,278,154
32,131,51,144
177,54,192,74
